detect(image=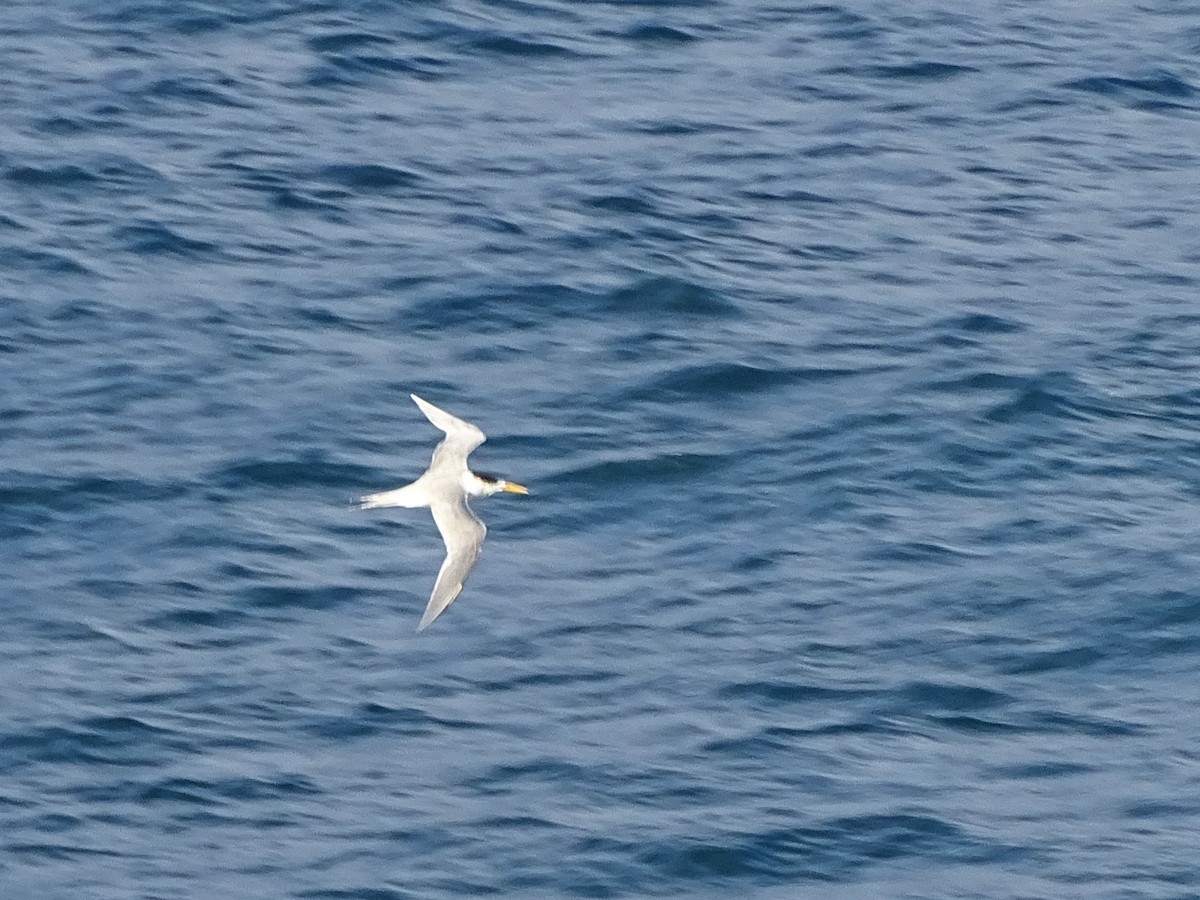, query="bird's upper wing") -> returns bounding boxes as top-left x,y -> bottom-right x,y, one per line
411,394 -> 485,453
418,497 -> 487,630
